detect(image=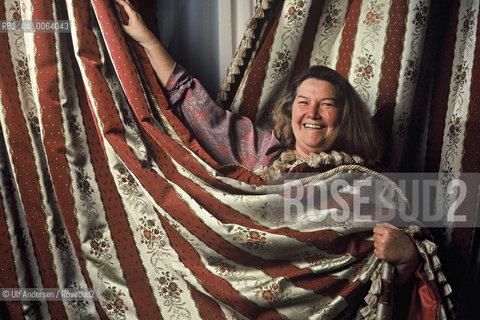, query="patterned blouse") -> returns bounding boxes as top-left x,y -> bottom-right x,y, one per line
164,64 -> 285,170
